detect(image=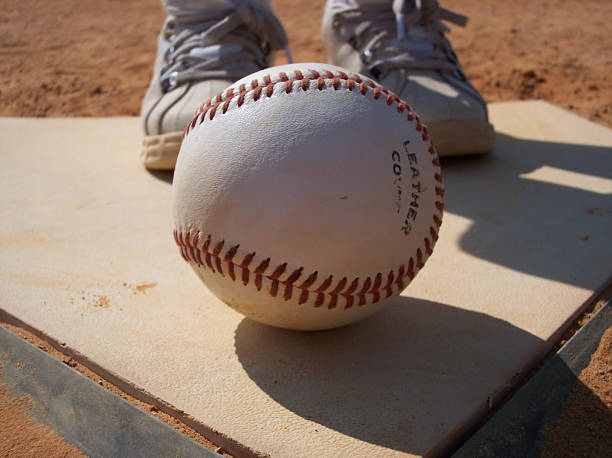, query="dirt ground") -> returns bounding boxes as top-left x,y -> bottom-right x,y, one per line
0,0 -> 611,456
0,321 -> 233,457
542,325 -> 612,458
0,365 -> 84,457
0,0 -> 611,129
